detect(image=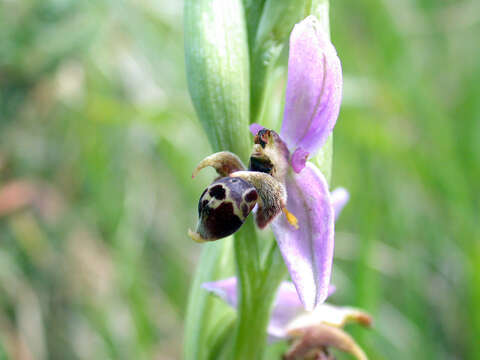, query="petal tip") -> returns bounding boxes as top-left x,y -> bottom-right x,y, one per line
201,277 -> 238,307
331,187 -> 350,220
249,123 -> 264,136
281,15 -> 343,155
